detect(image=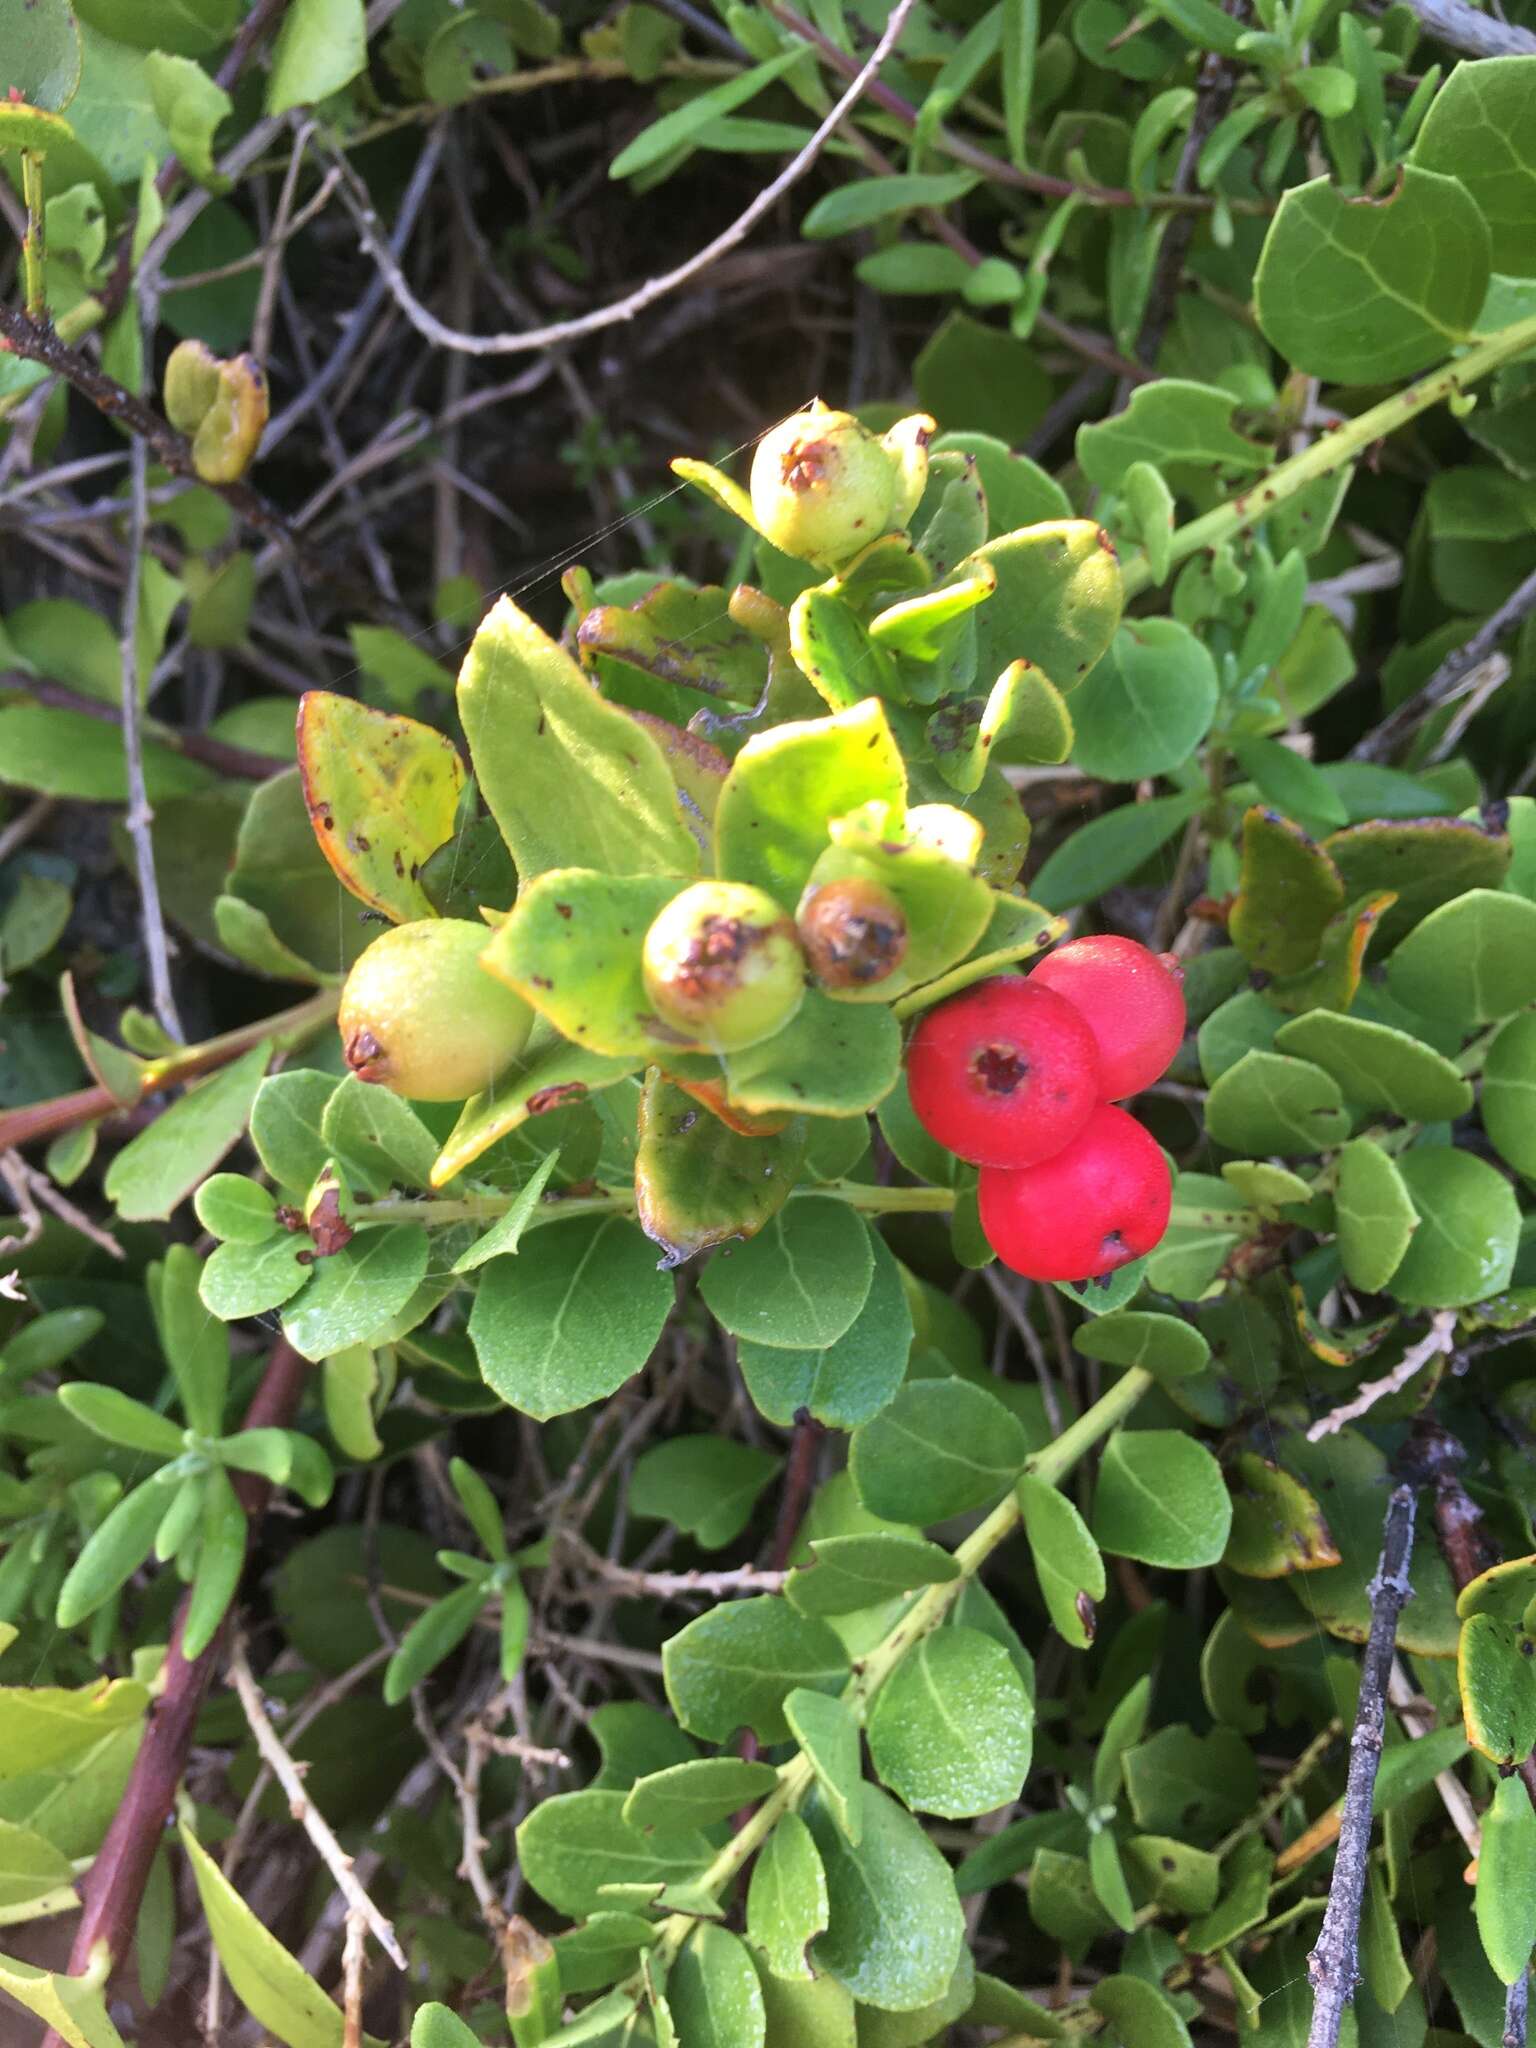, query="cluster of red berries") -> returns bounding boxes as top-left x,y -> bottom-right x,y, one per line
905,937 -> 1184,1283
